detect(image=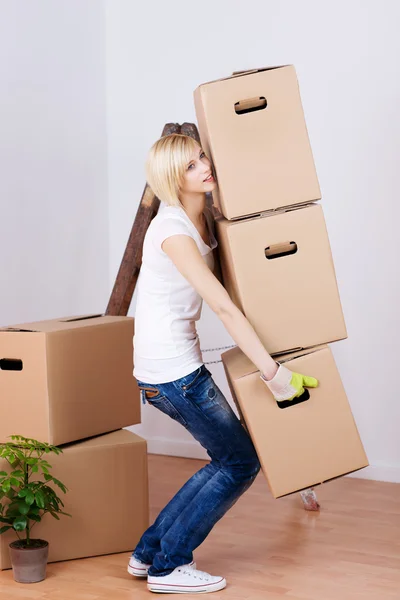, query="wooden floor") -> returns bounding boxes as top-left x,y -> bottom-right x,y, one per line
1,454 -> 400,599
